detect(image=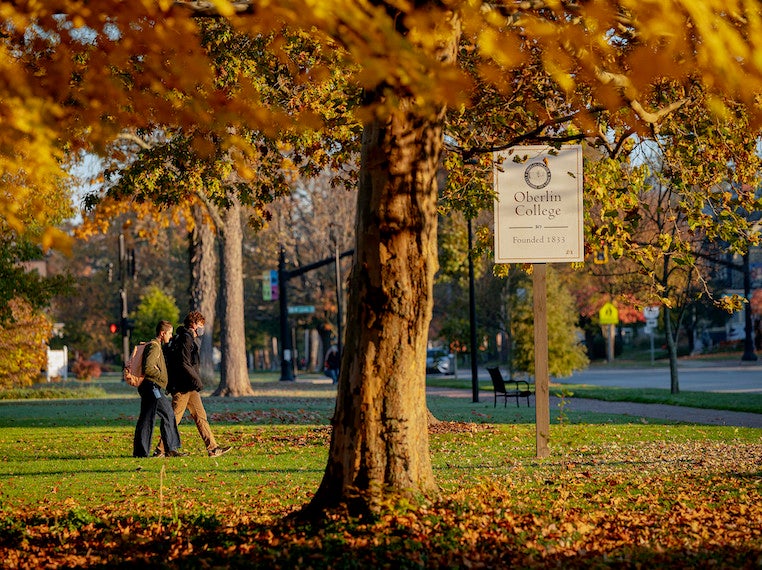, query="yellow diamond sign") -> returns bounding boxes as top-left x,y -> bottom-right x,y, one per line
599,302 -> 619,325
